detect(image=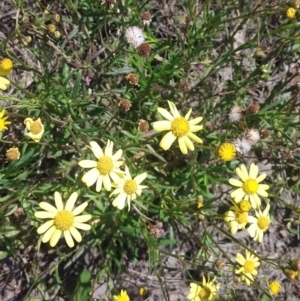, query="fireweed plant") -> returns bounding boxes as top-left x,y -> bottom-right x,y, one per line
1,0 -> 300,300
